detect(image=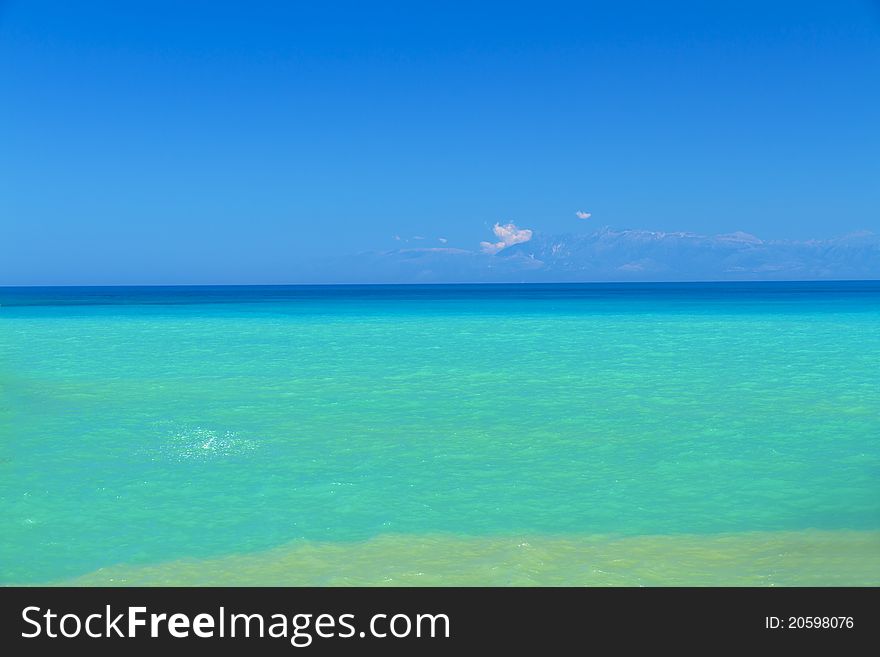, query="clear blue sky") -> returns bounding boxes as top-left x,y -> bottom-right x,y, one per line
1,0 -> 878,284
